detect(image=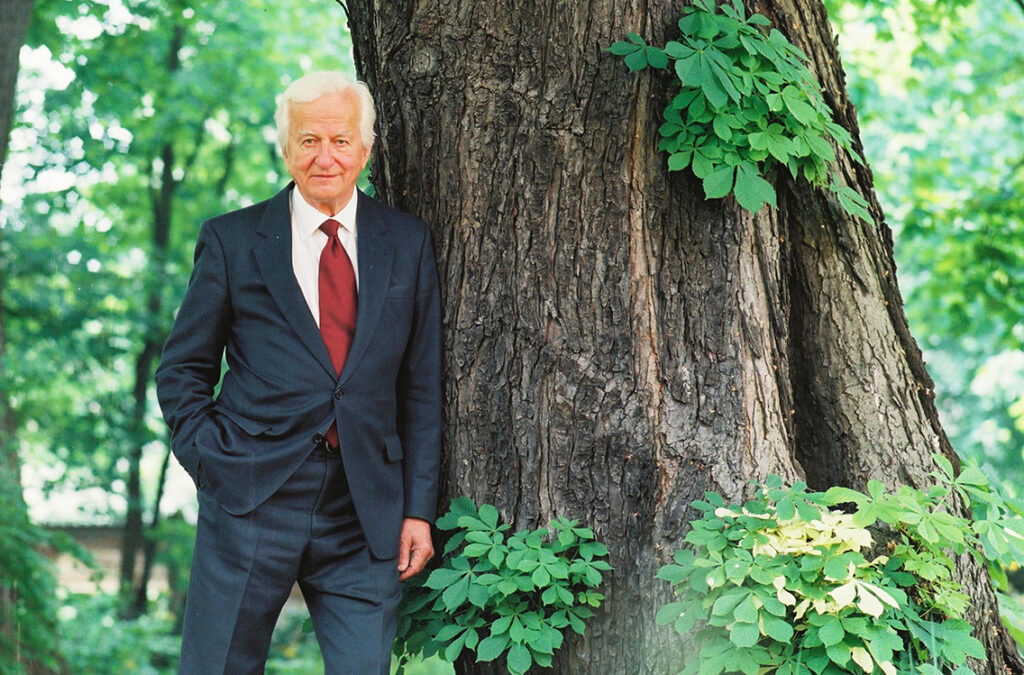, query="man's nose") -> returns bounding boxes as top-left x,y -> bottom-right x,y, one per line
315,144 -> 334,166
